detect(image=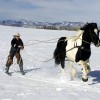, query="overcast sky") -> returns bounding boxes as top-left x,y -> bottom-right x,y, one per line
0,0 -> 100,24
